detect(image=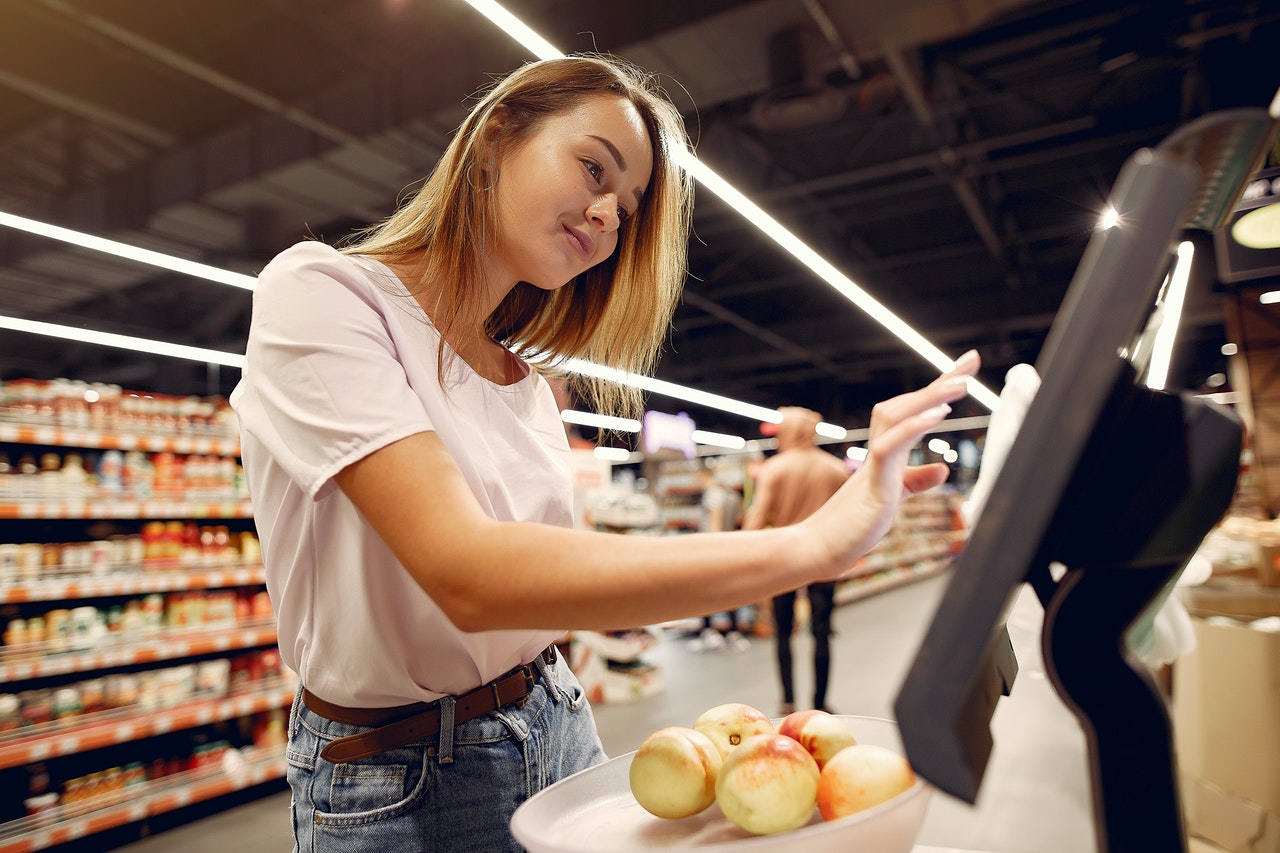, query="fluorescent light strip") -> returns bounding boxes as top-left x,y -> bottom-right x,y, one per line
558,356 -> 783,423
1145,241 -> 1194,392
691,429 -> 747,450
561,409 -> 642,432
0,314 -> 246,368
462,0 -> 1001,412
0,211 -> 257,290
